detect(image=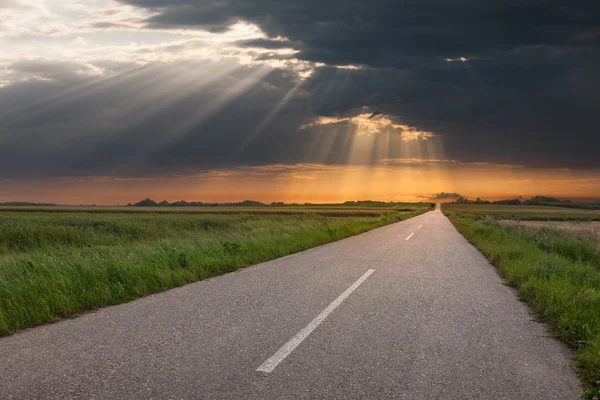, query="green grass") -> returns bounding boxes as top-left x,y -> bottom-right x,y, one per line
444,203 -> 600,221
0,203 -> 429,214
0,203 -> 432,335
443,204 -> 600,398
